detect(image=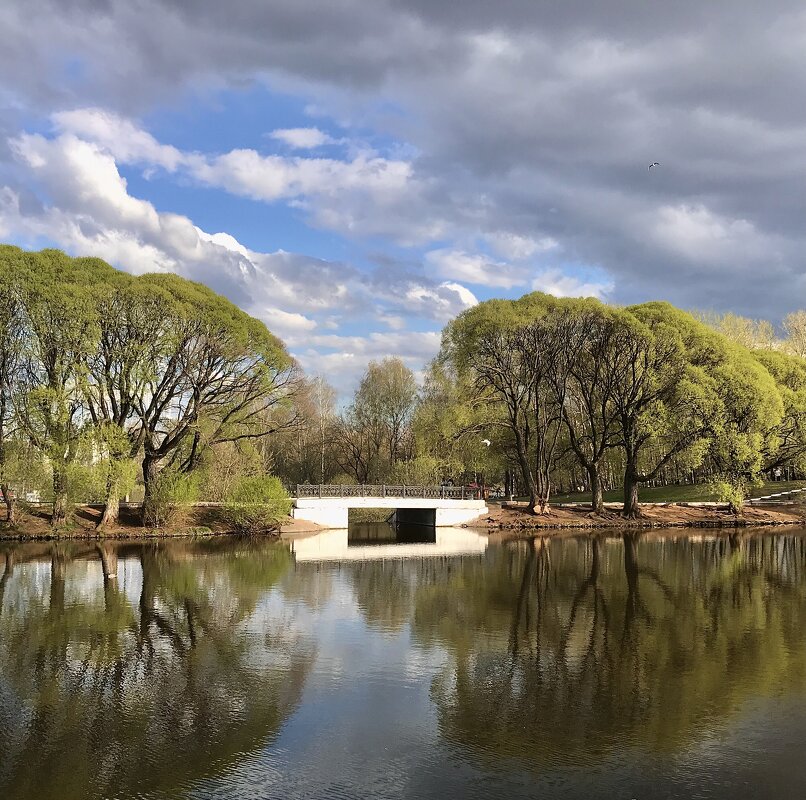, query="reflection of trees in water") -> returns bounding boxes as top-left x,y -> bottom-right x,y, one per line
348,557 -> 474,633
416,533 -> 806,769
281,563 -> 334,611
0,539 -> 313,800
349,560 -> 418,632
